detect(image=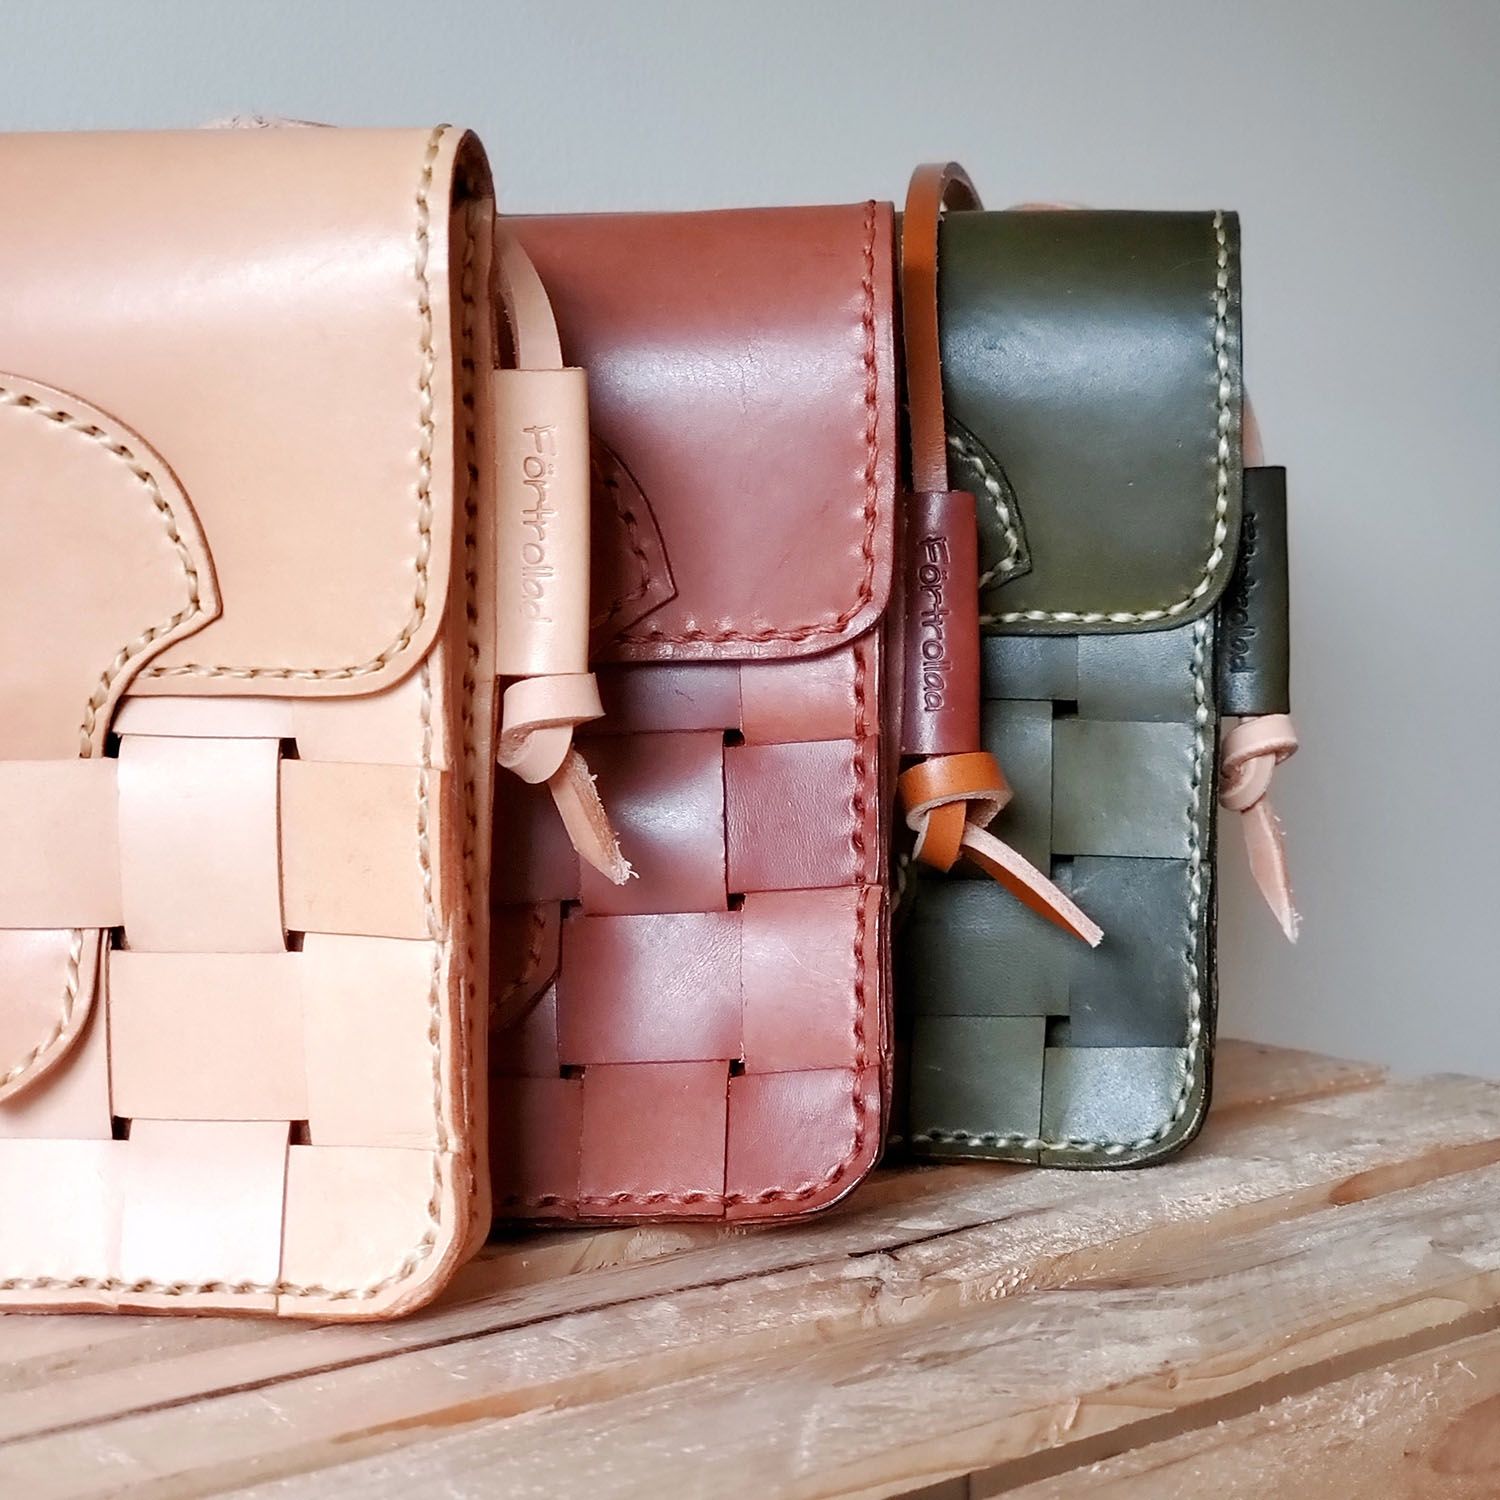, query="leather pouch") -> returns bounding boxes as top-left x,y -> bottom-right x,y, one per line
490,204 -> 898,1220
895,209 -> 1291,1166
0,127 -> 509,1316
